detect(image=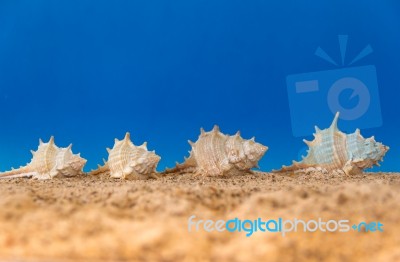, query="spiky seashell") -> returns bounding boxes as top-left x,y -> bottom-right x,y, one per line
0,137 -> 87,180
275,112 -> 389,175
89,132 -> 161,179
165,125 -> 268,176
